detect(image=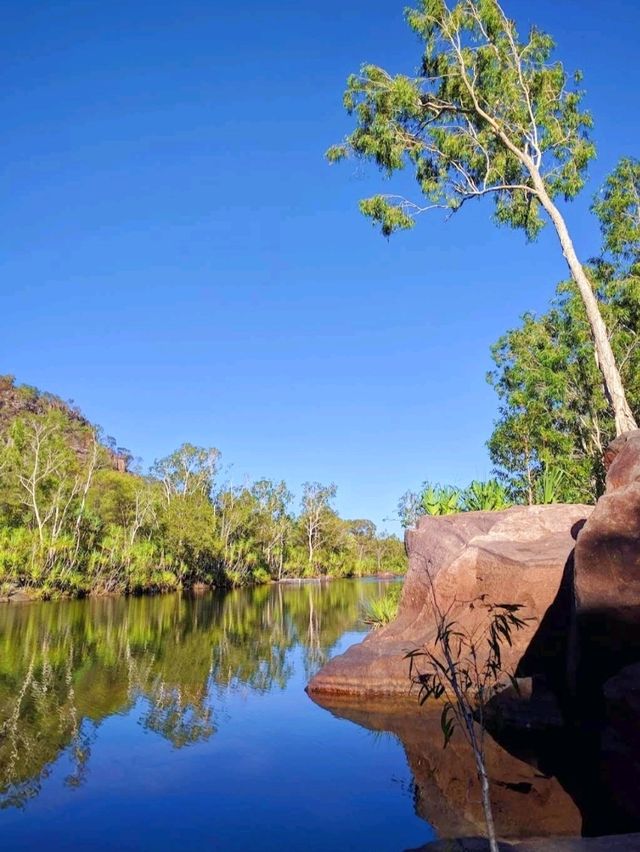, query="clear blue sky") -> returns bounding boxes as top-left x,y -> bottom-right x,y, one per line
3,0 -> 639,531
